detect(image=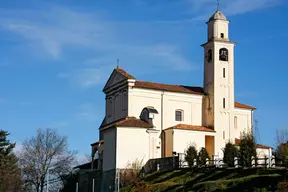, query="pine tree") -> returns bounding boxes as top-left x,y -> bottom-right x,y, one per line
0,130 -> 22,192
238,131 -> 257,167
184,145 -> 198,168
223,142 -> 238,167
197,147 -> 210,166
